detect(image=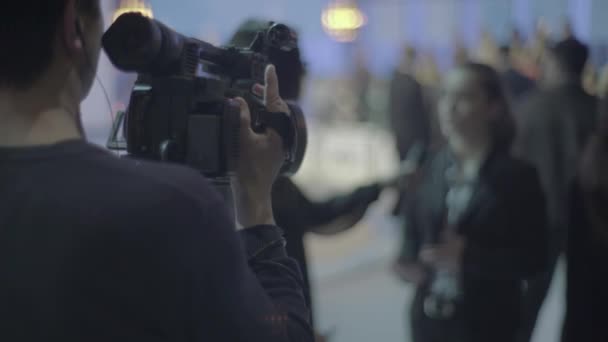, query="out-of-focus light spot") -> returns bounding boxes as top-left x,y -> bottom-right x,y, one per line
322,1 -> 367,43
